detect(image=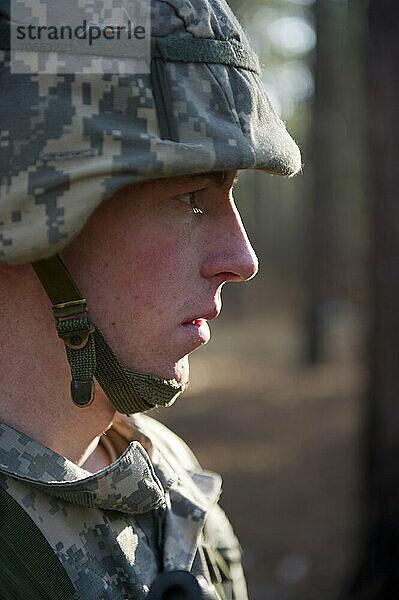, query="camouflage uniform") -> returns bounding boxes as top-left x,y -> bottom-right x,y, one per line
0,414 -> 247,599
